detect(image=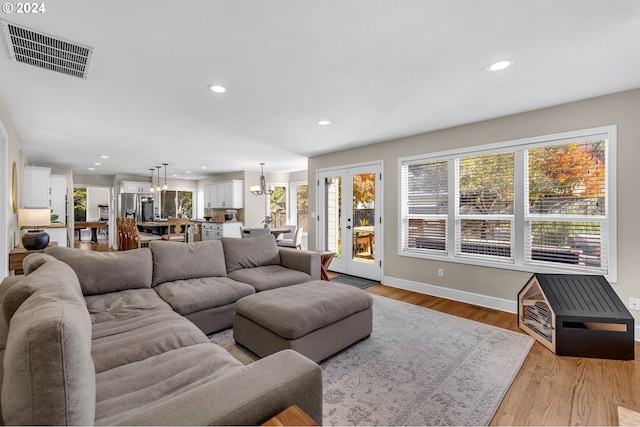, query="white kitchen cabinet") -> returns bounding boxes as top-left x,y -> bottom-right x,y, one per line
24,166 -> 50,208
201,222 -> 242,240
203,180 -> 243,209
120,181 -> 153,193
